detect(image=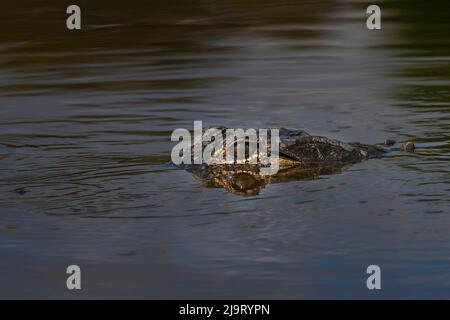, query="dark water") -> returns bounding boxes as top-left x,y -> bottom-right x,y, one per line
0,0 -> 449,299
